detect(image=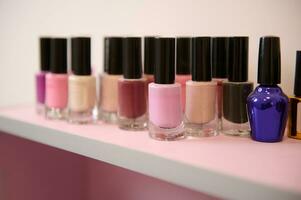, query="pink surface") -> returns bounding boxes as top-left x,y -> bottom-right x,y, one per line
0,132 -> 217,200
0,105 -> 301,194
46,73 -> 68,108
